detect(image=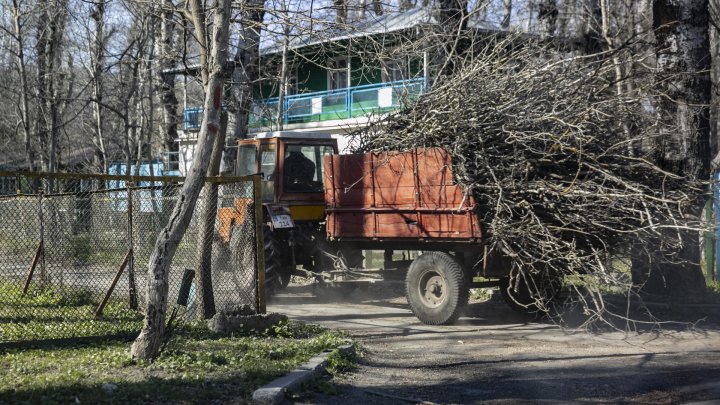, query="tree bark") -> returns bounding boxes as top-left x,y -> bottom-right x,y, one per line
633,0 -> 710,298
501,0 -> 512,28
131,0 -> 233,361
90,0 -> 107,173
223,0 -> 265,174
195,109 -> 228,319
537,0 -> 558,38
11,0 -> 36,172
156,0 -> 180,172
